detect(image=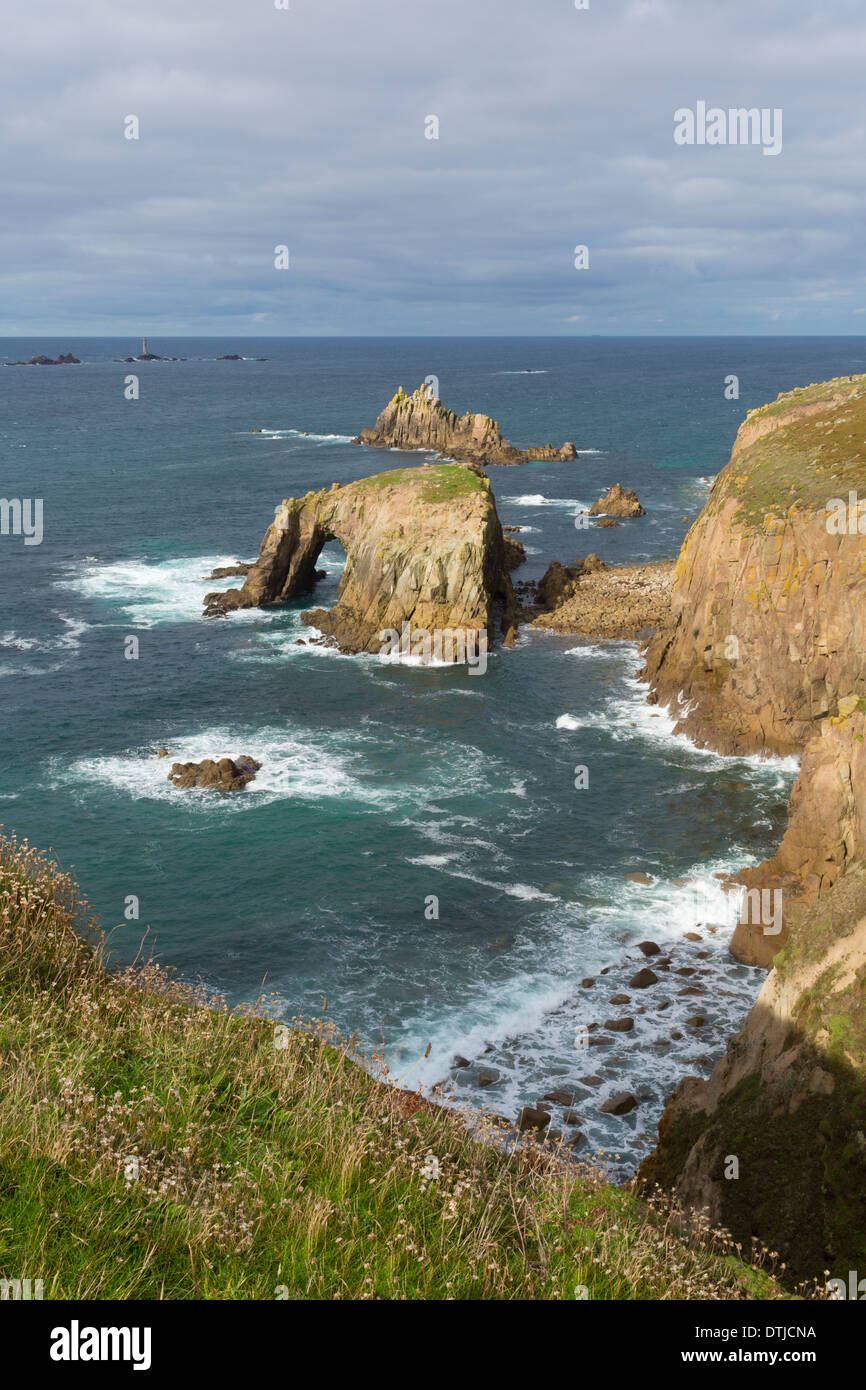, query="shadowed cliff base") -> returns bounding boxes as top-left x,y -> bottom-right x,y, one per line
352,384 -> 577,467
204,462 -> 517,654
637,867 -> 866,1289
